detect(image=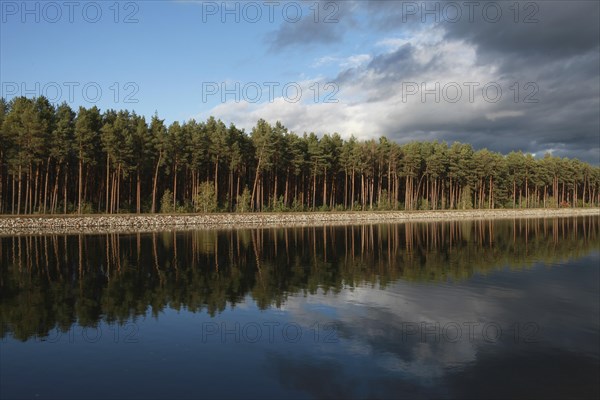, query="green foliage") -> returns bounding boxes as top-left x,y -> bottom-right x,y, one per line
75,106 -> 102,164
418,199 -> 430,211
62,201 -> 94,214
458,186 -> 473,210
271,195 -> 288,212
290,197 -> 305,212
178,203 -> 194,213
194,182 -> 218,213
236,188 -> 252,213
0,95 -> 598,215
377,190 -> 393,210
160,189 -> 174,213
